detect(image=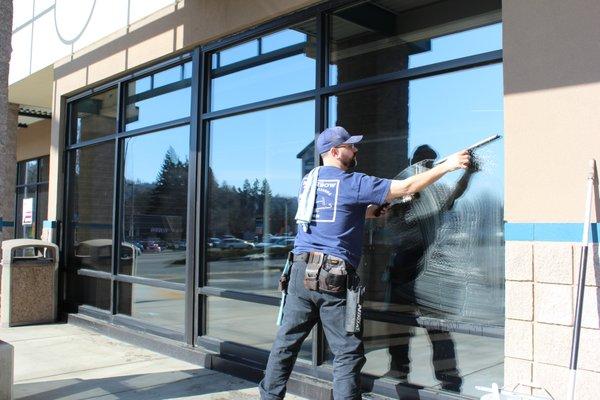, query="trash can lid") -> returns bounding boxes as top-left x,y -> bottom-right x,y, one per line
1,238 -> 58,251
